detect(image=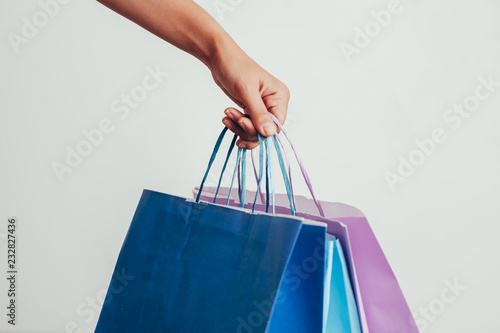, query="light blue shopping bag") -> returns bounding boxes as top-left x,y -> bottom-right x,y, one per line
324,235 -> 362,333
